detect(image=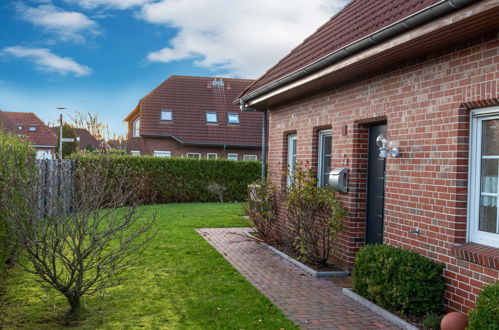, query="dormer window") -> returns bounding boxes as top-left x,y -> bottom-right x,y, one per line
161,110 -> 173,121
206,112 -> 218,123
227,113 -> 240,124
133,118 -> 140,137
28,125 -> 37,132
17,124 -> 23,130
